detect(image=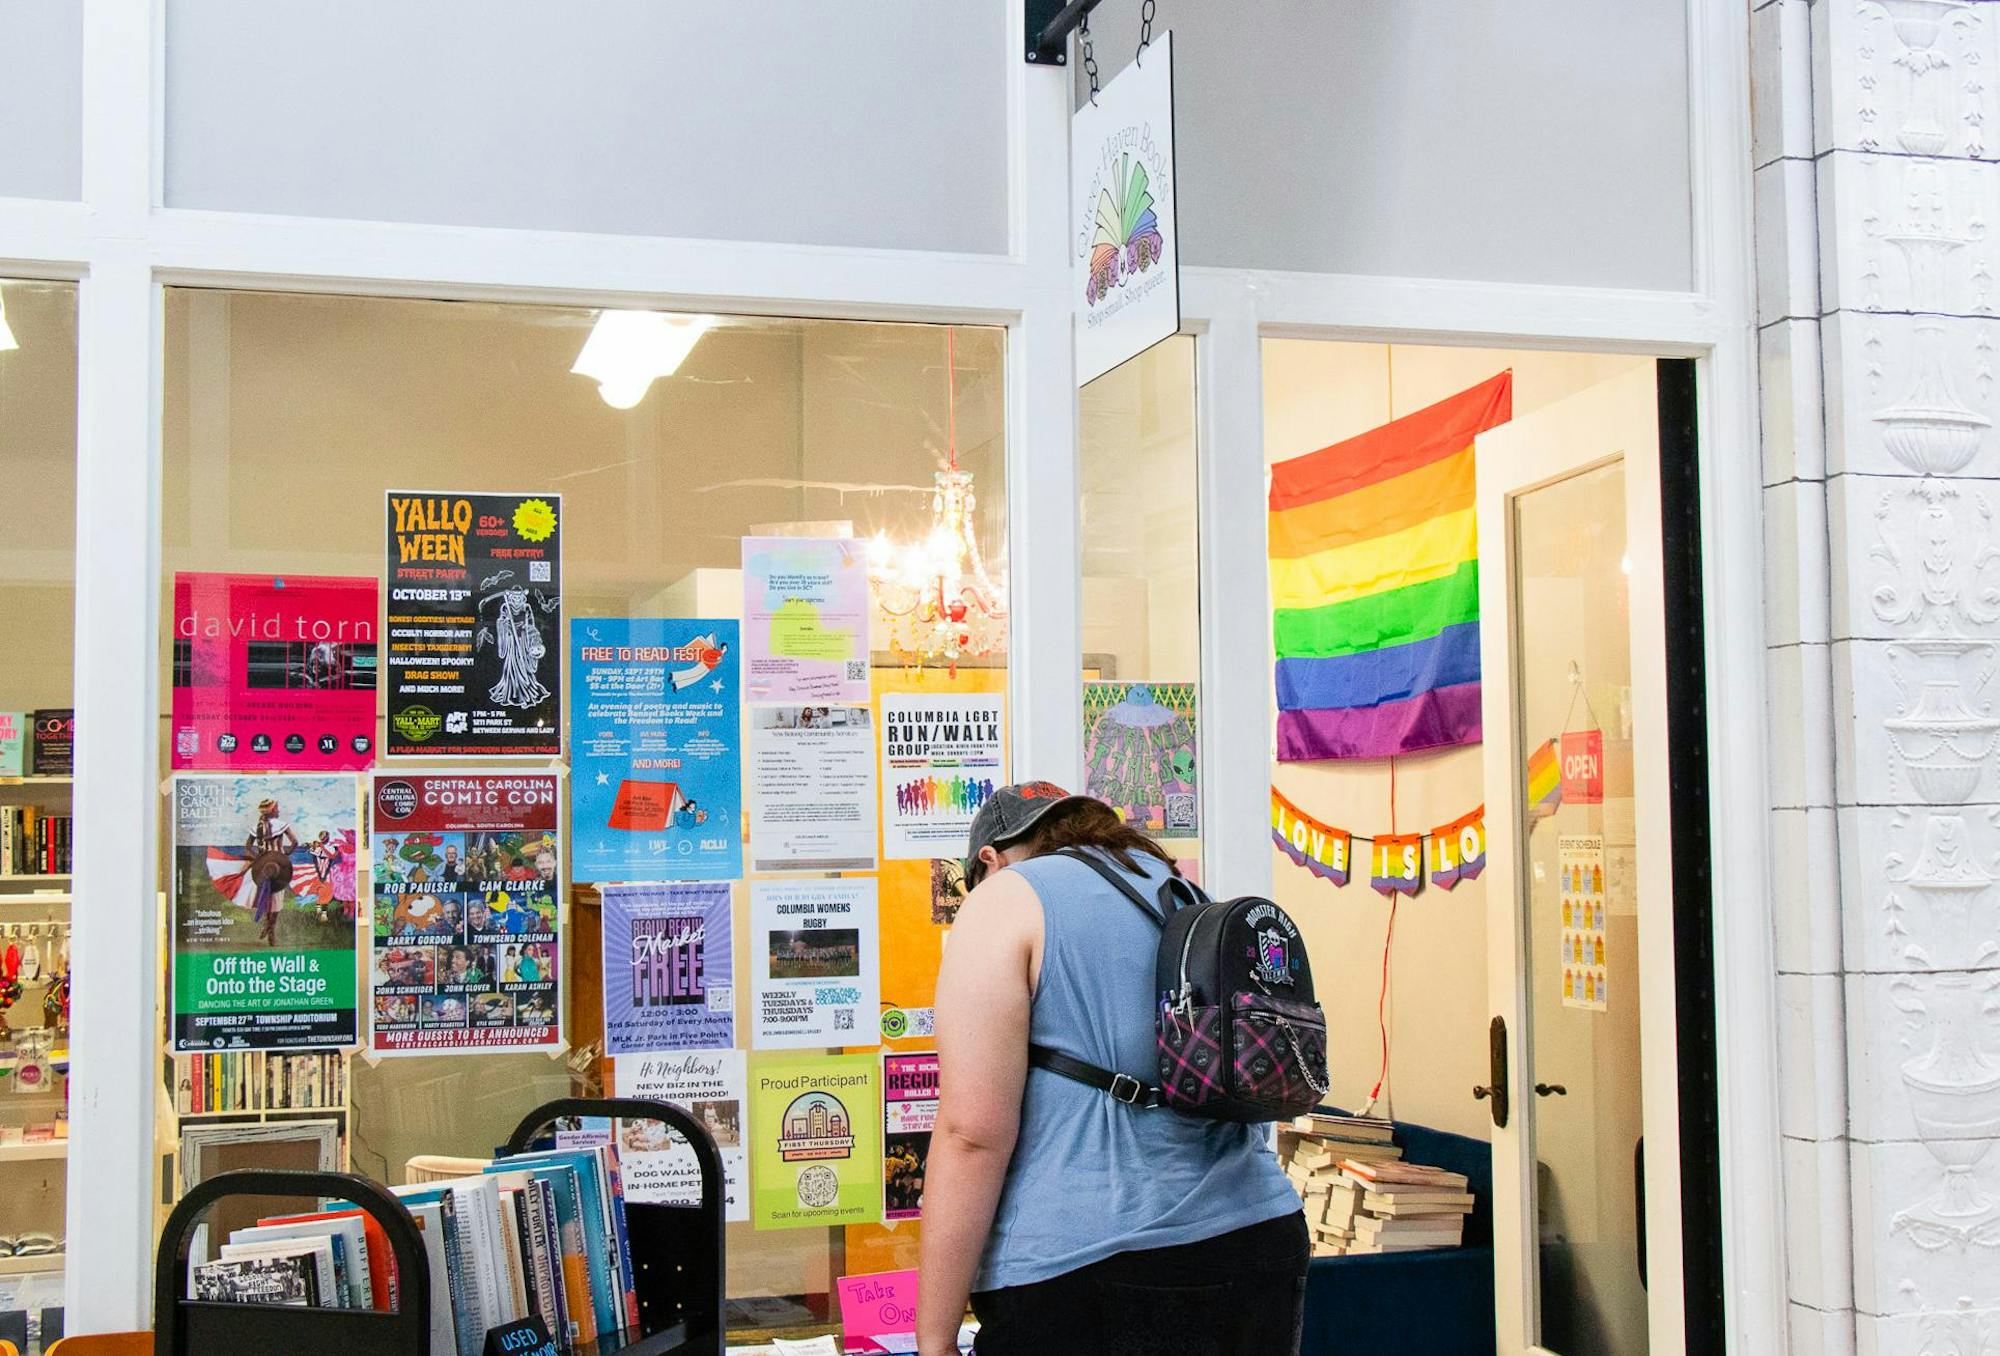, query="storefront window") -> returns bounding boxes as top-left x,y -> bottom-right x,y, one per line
159,290 -> 1006,1340
0,280 -> 80,1340
1077,336 -> 1201,875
